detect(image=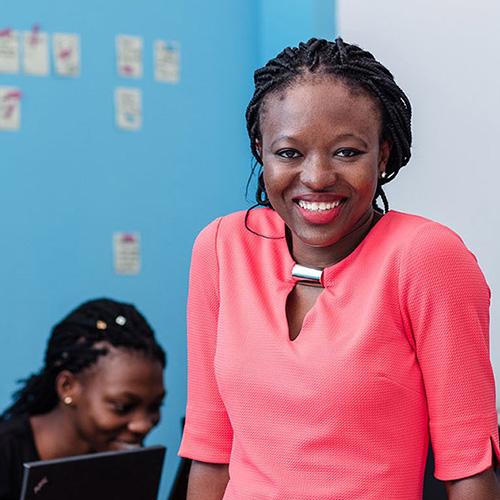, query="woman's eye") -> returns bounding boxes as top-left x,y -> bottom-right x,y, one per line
111,402 -> 133,415
148,400 -> 164,414
335,148 -> 362,158
276,149 -> 301,159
